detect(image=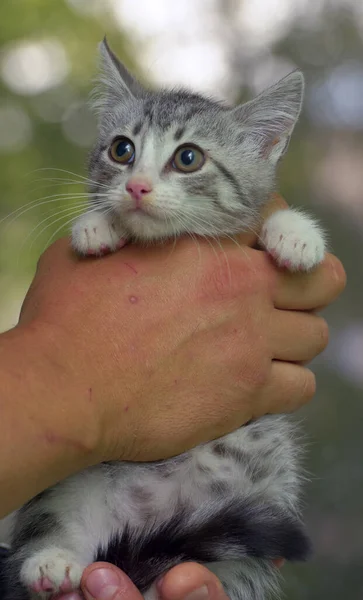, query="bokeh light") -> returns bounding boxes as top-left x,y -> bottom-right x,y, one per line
1,39 -> 69,96
0,105 -> 32,152
0,2 -> 362,598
